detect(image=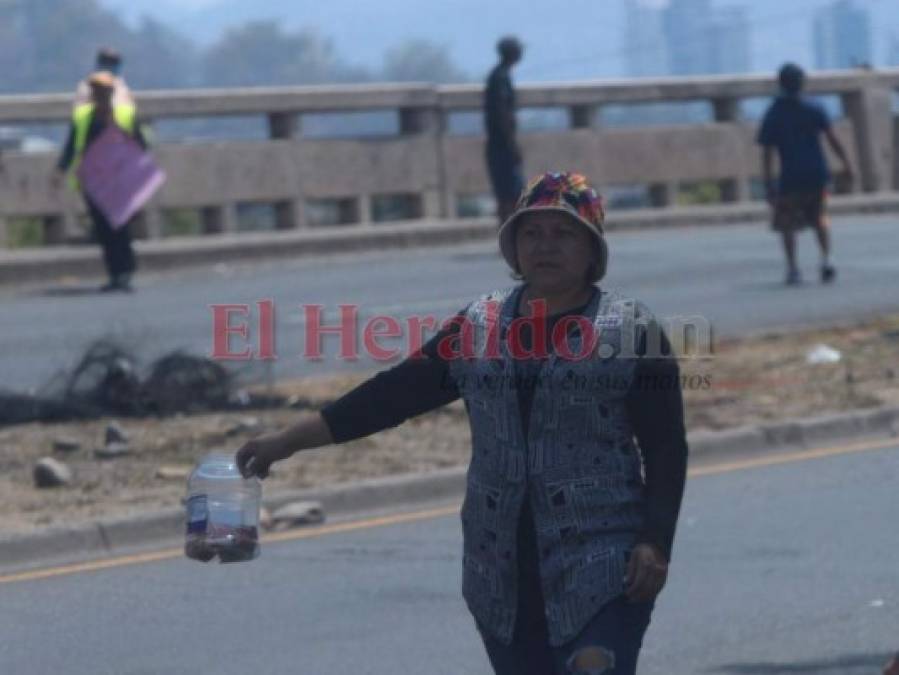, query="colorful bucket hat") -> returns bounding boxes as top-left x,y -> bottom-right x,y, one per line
498,171 -> 608,282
